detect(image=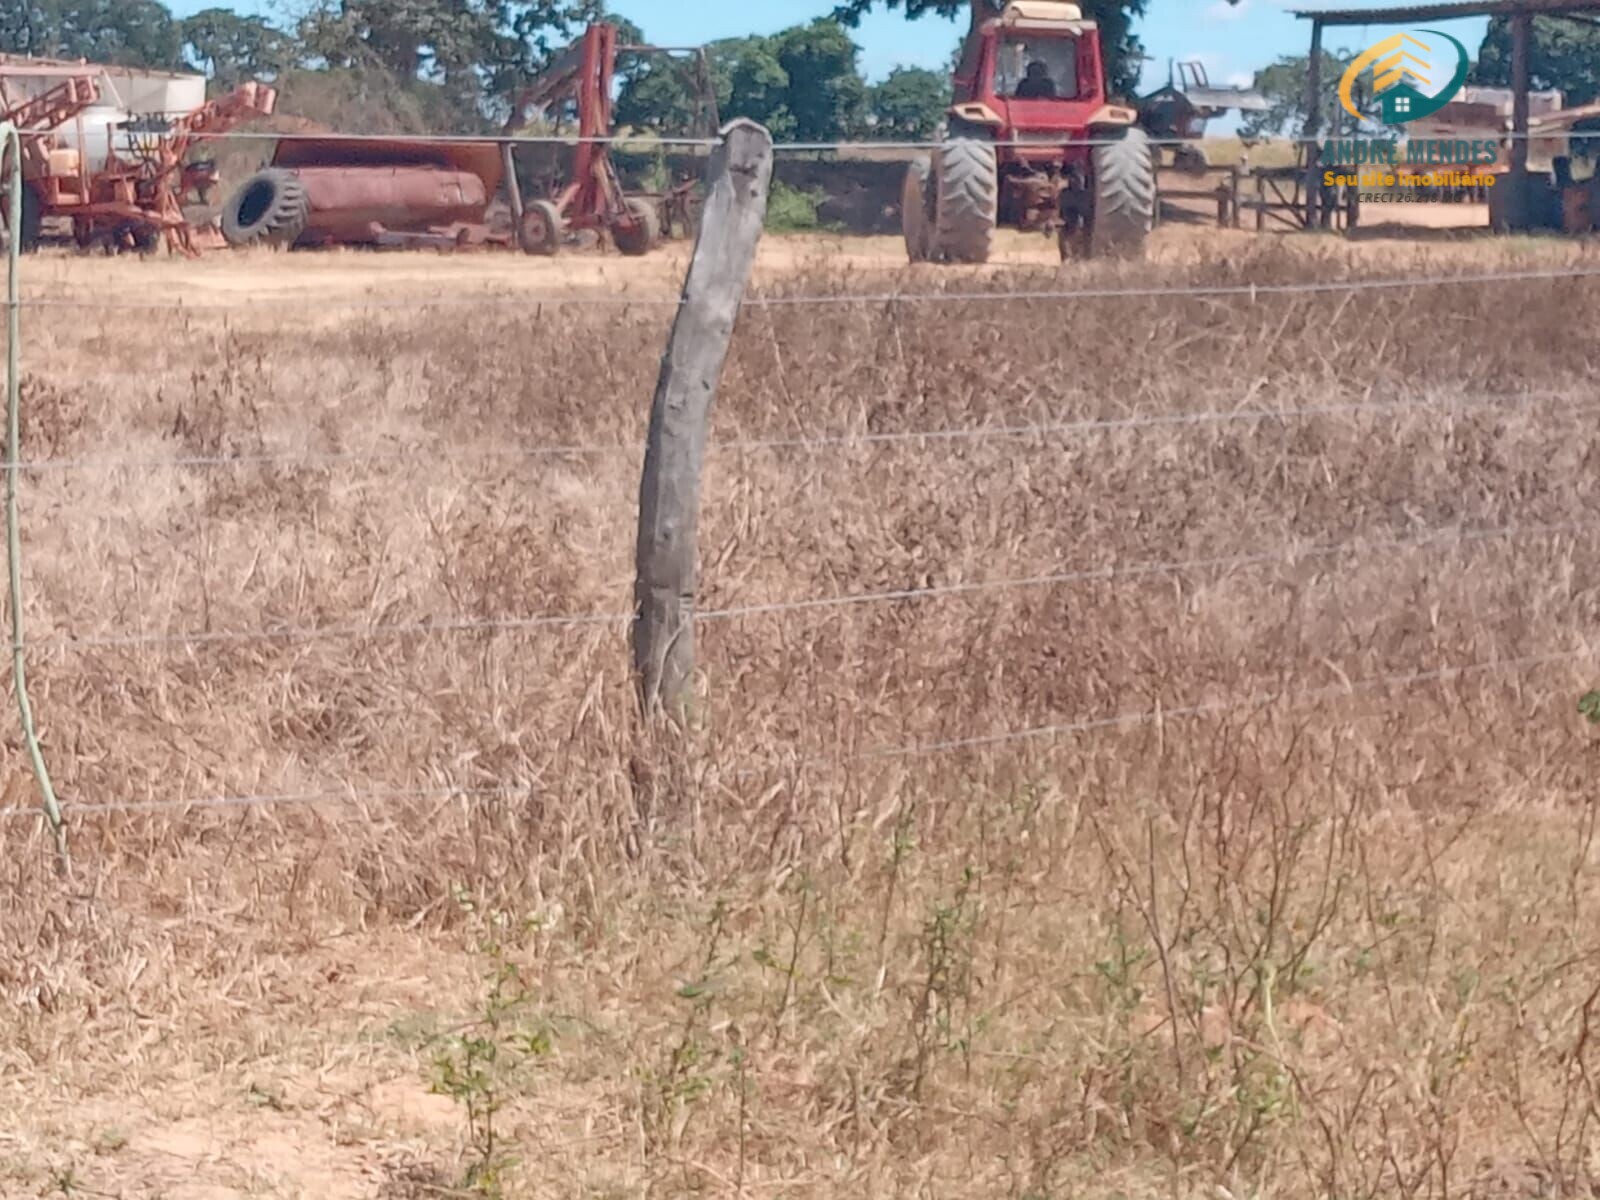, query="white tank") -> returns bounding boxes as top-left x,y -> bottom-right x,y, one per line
54,107 -> 139,175
2,62 -> 207,174
98,69 -> 206,117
